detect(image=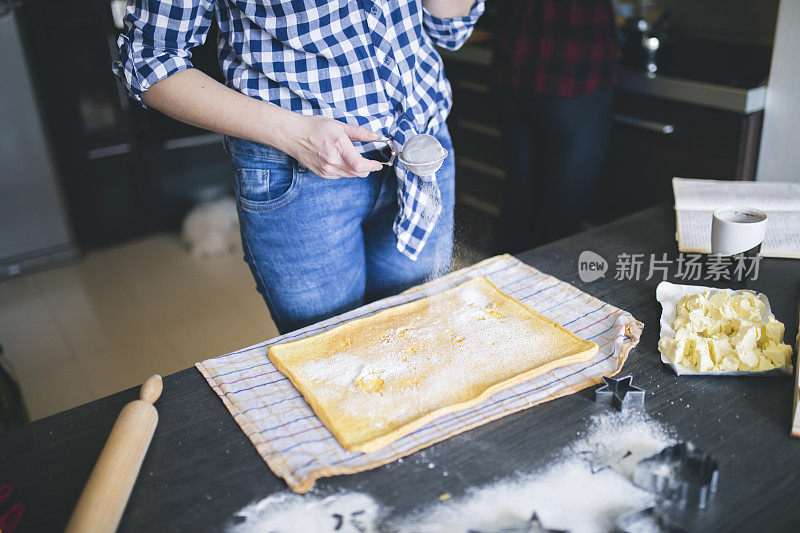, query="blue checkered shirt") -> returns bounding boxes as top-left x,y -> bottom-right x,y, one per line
115,0 -> 484,260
